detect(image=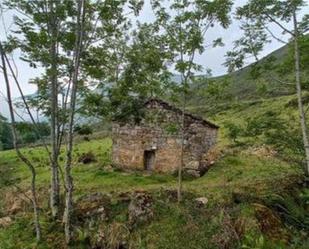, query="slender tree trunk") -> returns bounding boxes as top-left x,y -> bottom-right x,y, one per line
178,89 -> 186,202
49,1 -> 60,218
0,42 -> 41,241
63,0 -> 84,243
50,39 -> 60,218
293,12 -> 309,176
